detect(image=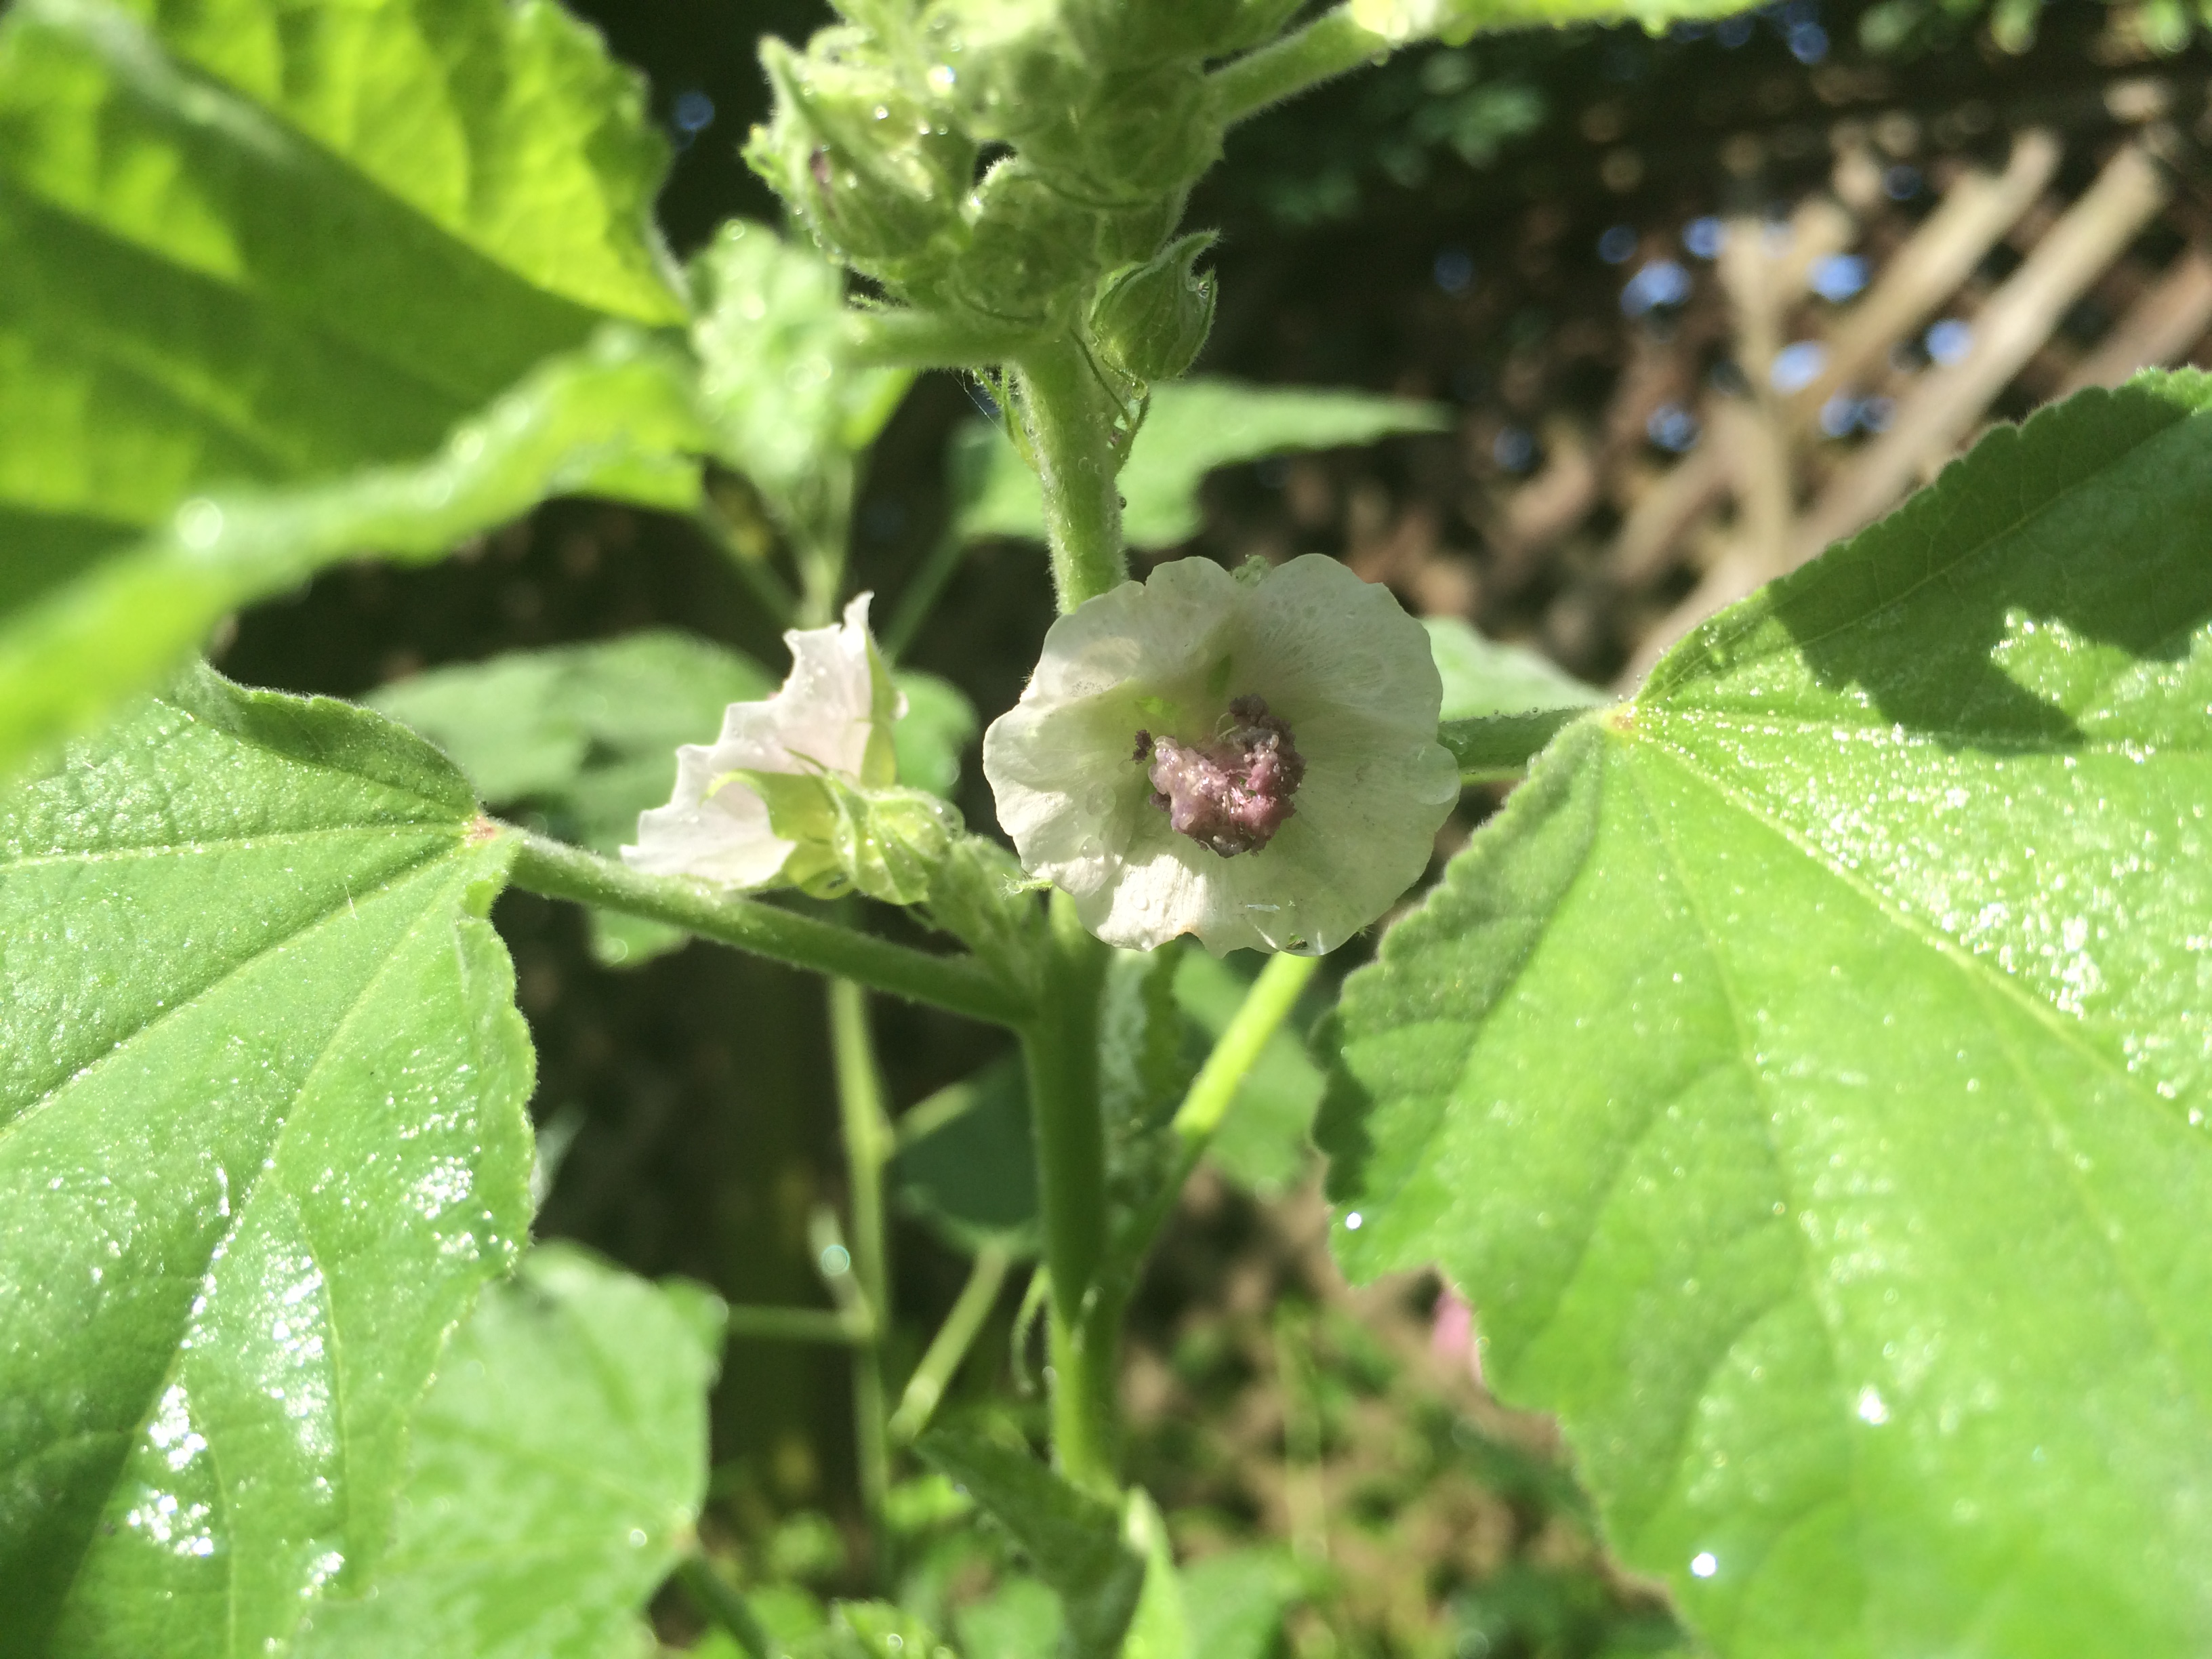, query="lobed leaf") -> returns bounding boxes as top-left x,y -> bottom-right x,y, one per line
0,0 -> 703,781
0,333 -> 708,785
954,378 -> 1449,552
0,665 -> 534,1656
1323,372 -> 2212,1656
0,0 -> 681,537
293,1243 -> 724,1659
